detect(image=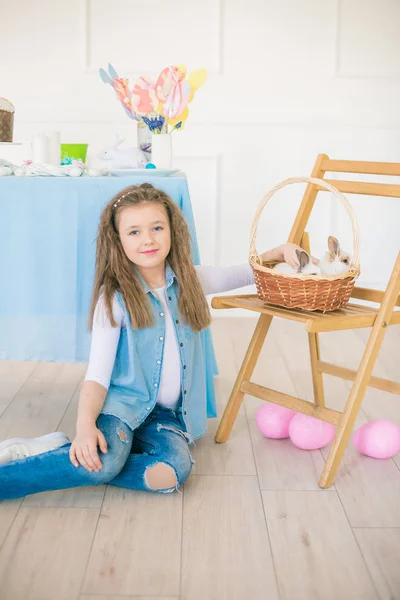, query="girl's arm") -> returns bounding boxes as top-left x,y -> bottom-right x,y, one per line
195,243 -> 307,295
76,381 -> 108,430
260,242 -> 310,267
195,263 -> 254,295
71,384 -> 109,473
70,295 -> 122,472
